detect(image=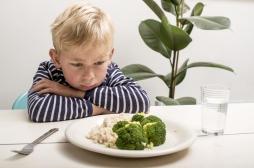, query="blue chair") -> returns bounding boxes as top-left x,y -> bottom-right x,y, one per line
12,92 -> 28,109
